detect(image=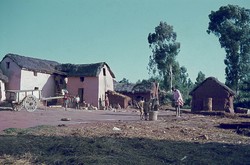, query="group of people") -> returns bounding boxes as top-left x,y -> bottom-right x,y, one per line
137,97 -> 159,120
62,87 -> 184,117
63,90 -> 80,110
62,90 -> 111,111
137,86 -> 184,119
